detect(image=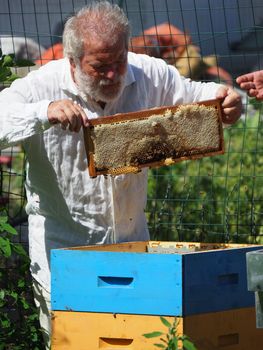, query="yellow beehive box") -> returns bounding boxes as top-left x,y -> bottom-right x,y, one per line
52,307 -> 263,350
